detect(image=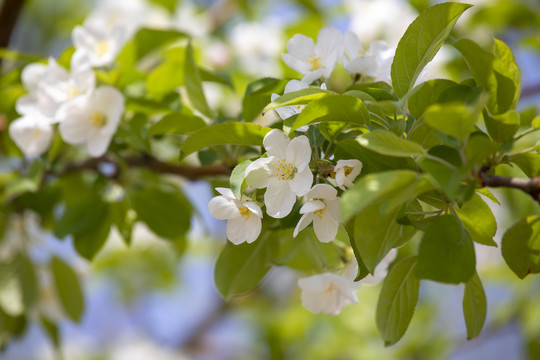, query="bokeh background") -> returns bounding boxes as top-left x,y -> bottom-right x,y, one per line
2,0 -> 540,359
